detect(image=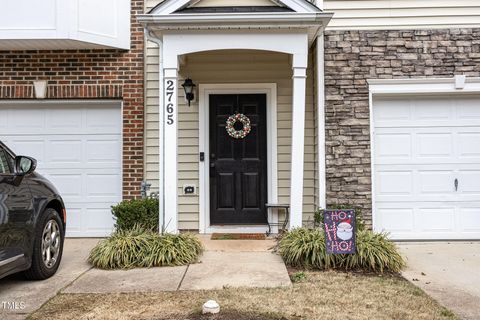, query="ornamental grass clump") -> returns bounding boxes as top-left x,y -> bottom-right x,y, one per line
278,228 -> 405,273
88,226 -> 203,269
340,230 -> 405,273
